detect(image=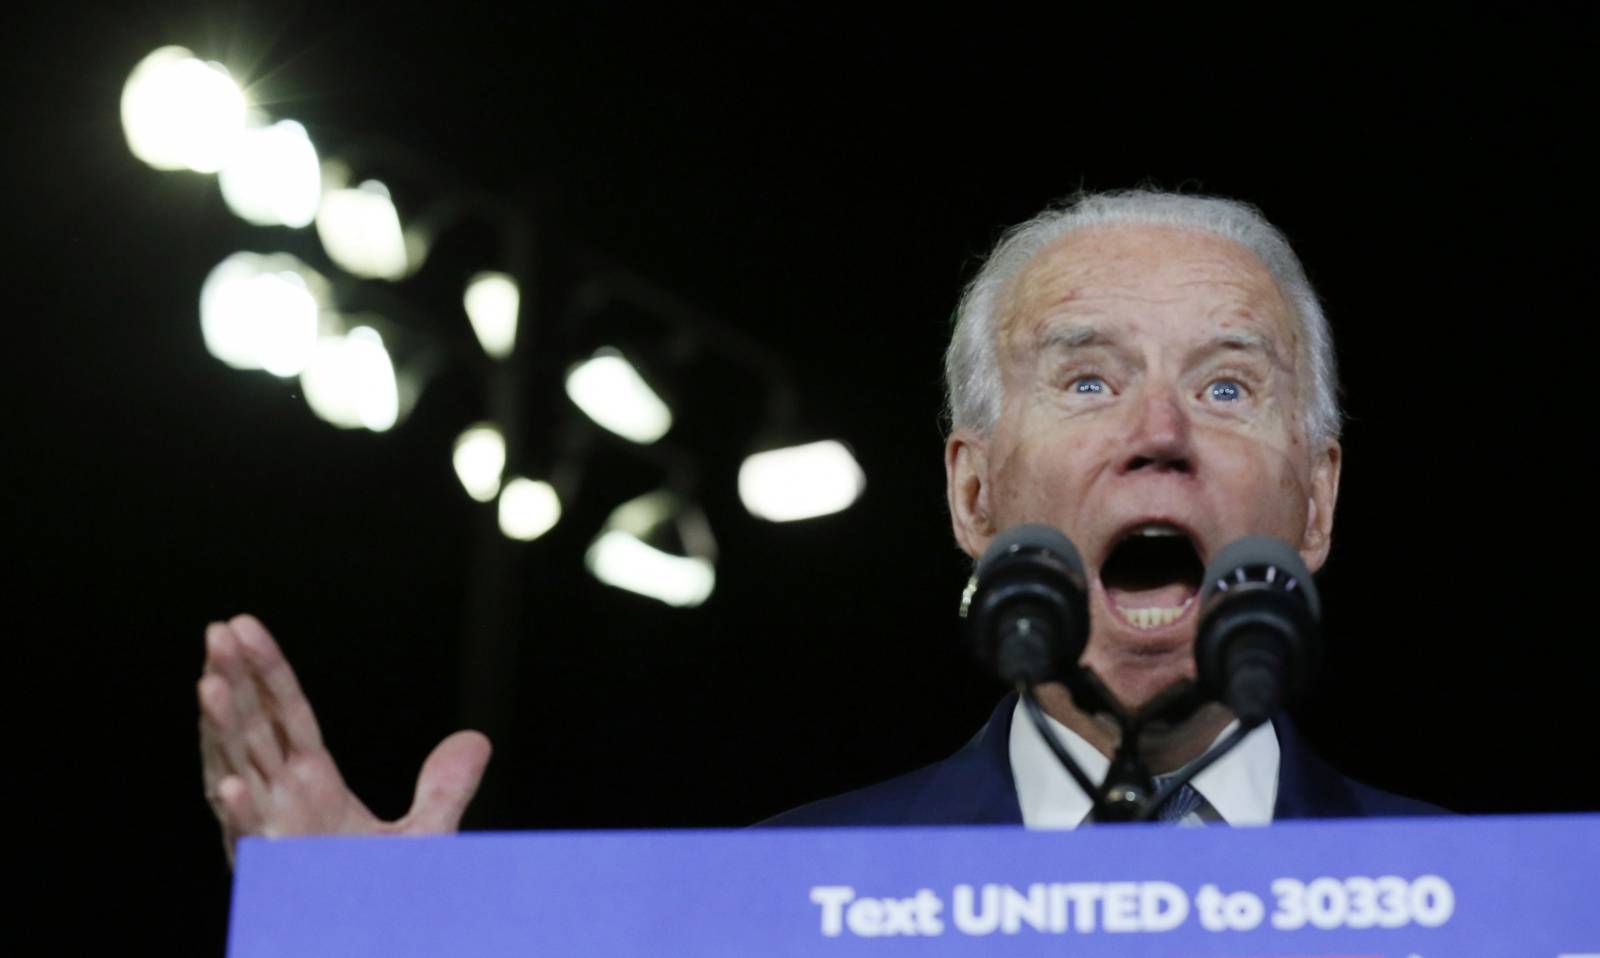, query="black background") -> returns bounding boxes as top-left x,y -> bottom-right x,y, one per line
7,4 -> 1595,953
